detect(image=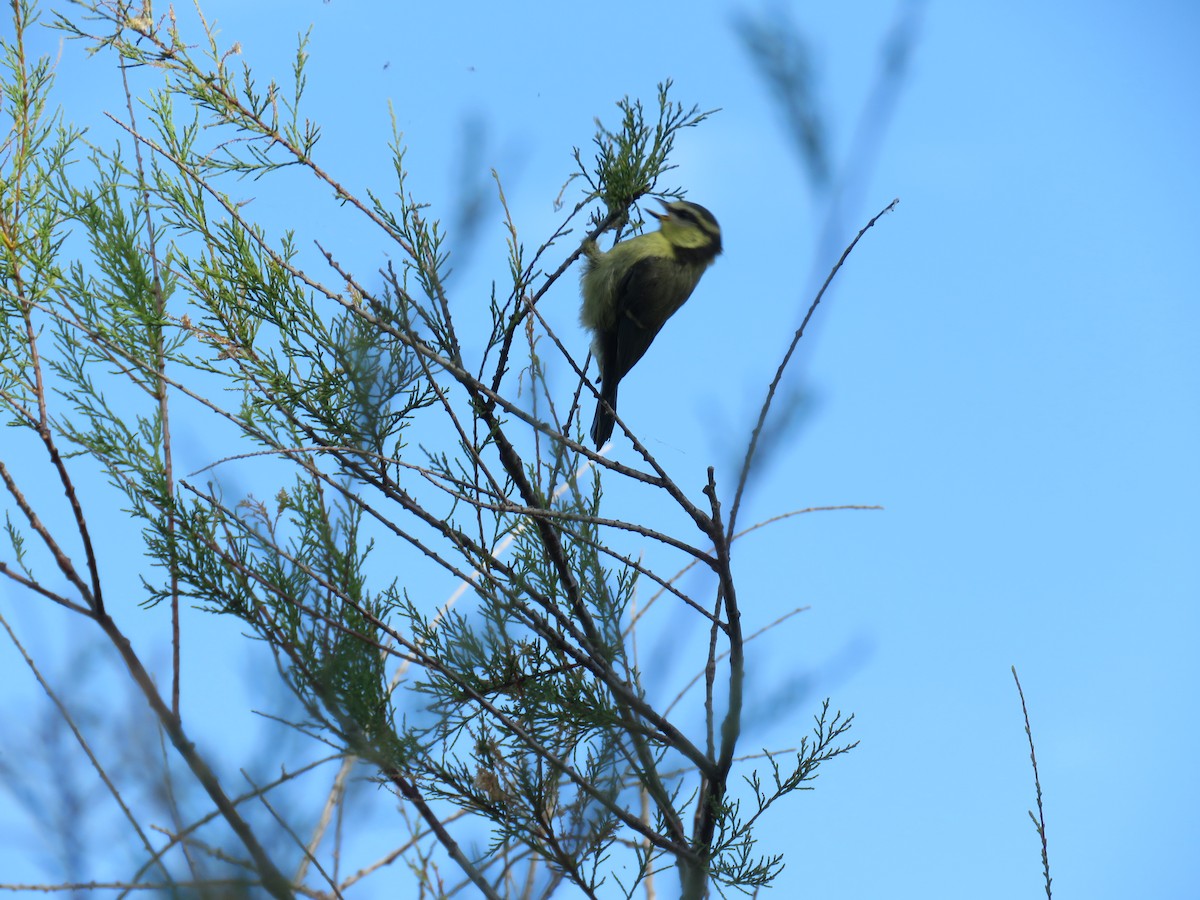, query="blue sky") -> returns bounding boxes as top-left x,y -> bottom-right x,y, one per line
2,1 -> 1198,897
